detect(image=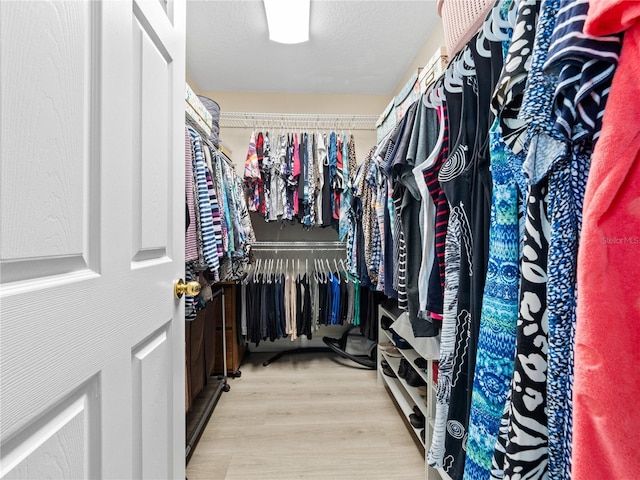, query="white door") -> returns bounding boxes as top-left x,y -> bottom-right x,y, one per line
0,1 -> 186,478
